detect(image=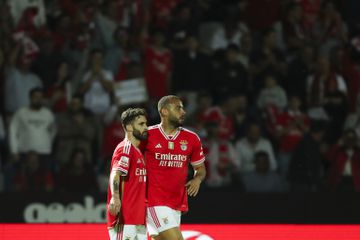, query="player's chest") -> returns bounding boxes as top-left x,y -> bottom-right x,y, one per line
148,137 -> 192,156
130,153 -> 147,181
